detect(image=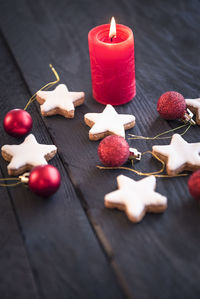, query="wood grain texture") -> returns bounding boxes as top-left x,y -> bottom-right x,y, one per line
0,172 -> 39,299
0,33 -> 124,299
0,0 -> 200,298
